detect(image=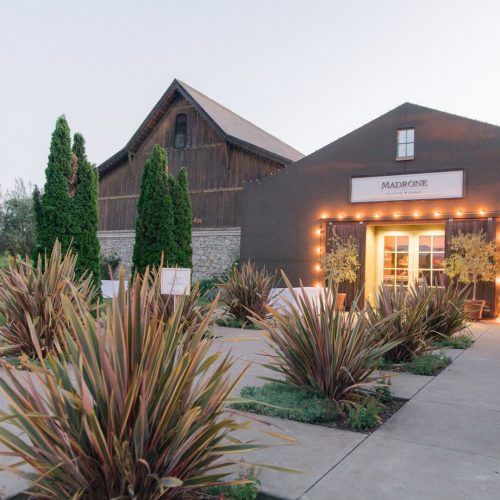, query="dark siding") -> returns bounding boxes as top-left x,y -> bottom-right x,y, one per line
99,93 -> 284,230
